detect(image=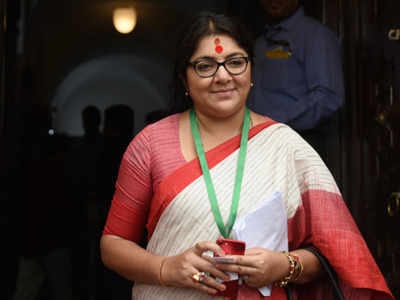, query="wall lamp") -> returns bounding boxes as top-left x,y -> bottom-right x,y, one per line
113,6 -> 137,34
